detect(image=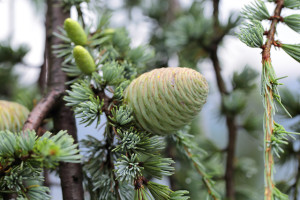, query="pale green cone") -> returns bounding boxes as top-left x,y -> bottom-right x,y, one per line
124,67 -> 209,135
64,18 -> 87,45
0,100 -> 30,132
73,45 -> 96,74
